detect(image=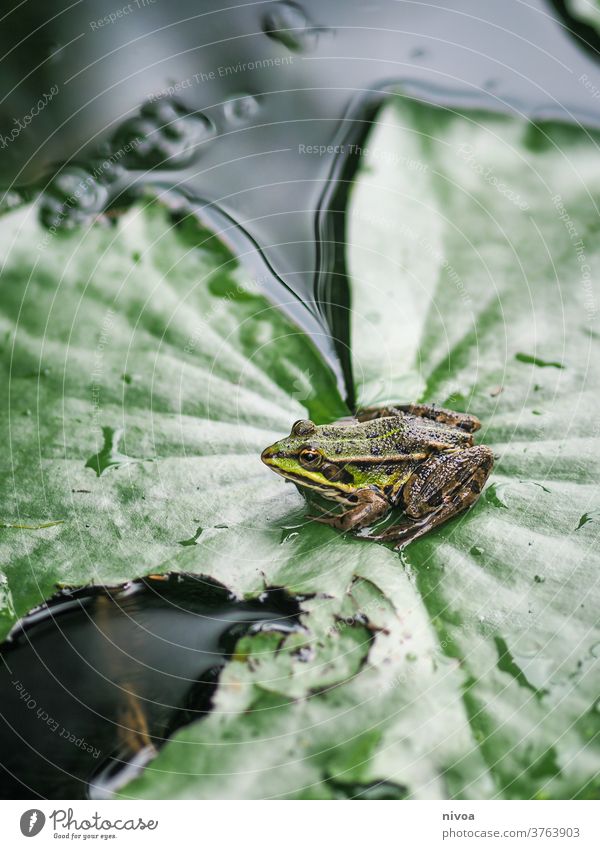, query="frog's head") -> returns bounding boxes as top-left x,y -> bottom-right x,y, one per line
261,419 -> 356,499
